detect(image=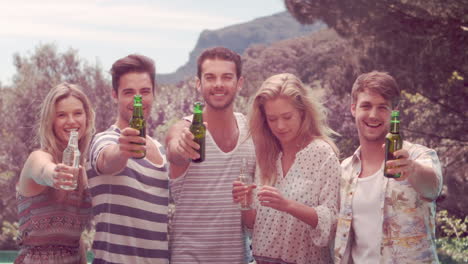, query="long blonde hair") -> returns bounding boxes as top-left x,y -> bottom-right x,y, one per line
248,73 -> 338,185
38,82 -> 95,165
